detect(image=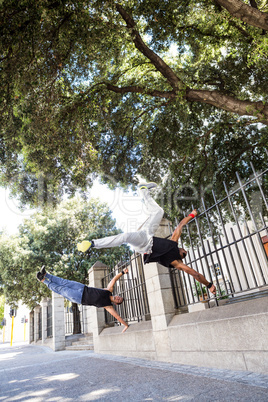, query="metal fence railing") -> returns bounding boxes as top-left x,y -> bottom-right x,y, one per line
102,252 -> 150,326
30,312 -> 34,342
47,301 -> 53,337
169,163 -> 268,308
101,159 -> 268,321
65,302 -> 84,335
38,308 -> 42,340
